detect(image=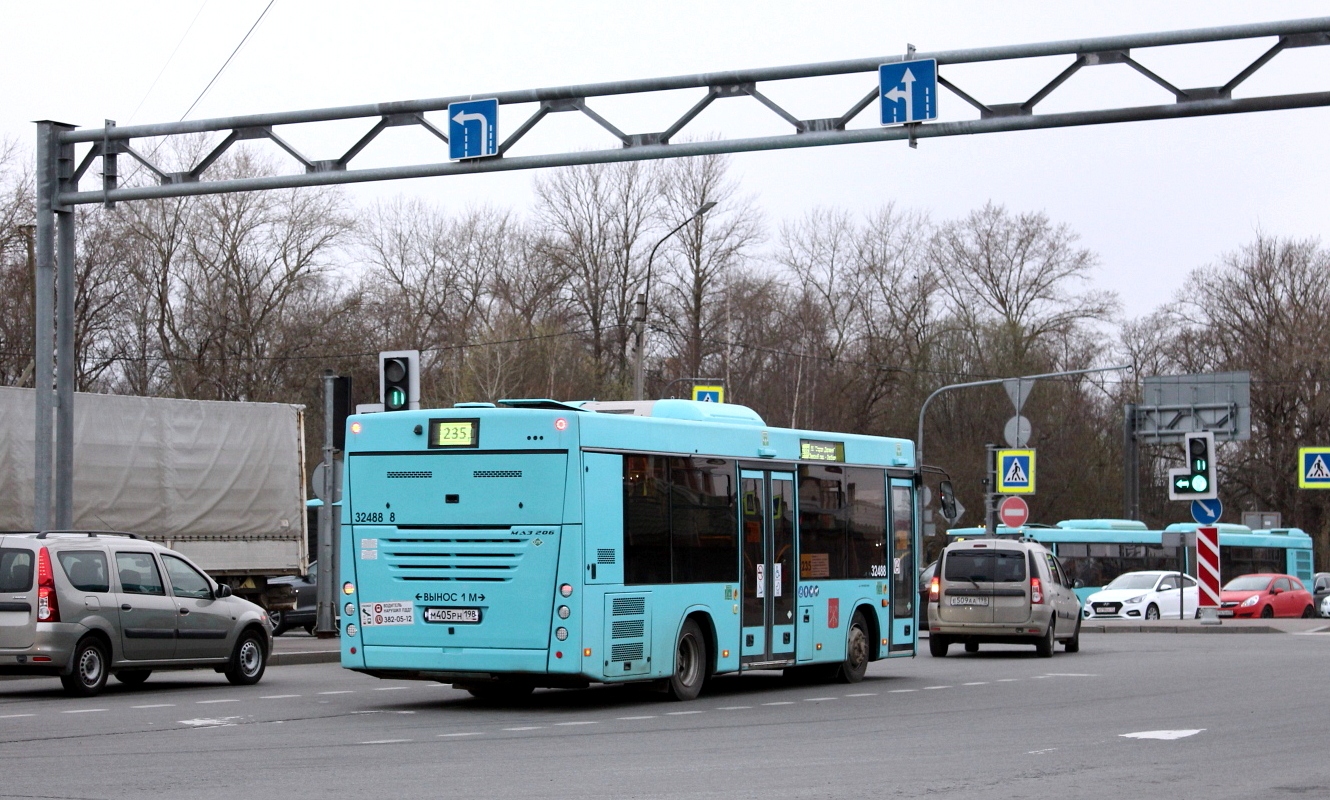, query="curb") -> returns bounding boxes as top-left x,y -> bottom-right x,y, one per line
1079,624 -> 1283,634
270,650 -> 340,667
